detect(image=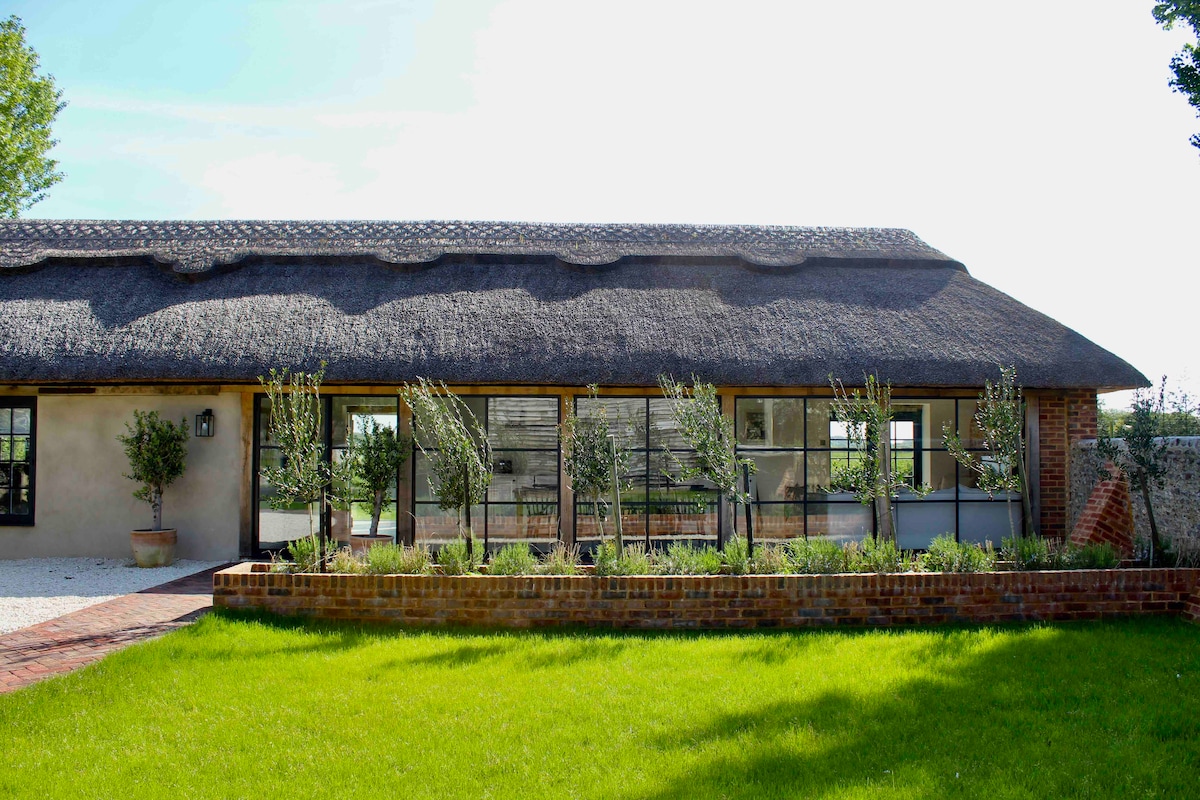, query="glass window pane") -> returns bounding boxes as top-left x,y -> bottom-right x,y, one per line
258,396 -> 320,446
332,396 -> 398,447
414,503 -> 472,545
11,436 -> 29,462
648,499 -> 717,546
737,398 -> 805,447
487,503 -> 558,548
0,437 -> 9,461
959,501 -> 1020,547
806,502 -> 871,545
0,409 -> 9,434
746,502 -> 804,541
924,451 -> 959,494
744,452 -> 805,502
11,408 -> 30,435
651,449 -> 717,494
575,503 -> 646,545
413,455 -> 436,502
13,490 -> 29,516
806,400 -> 835,448
576,396 -> 645,449
957,400 -> 989,449
648,397 -> 689,451
894,502 -> 955,550
488,398 -> 558,449
488,450 -> 558,501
